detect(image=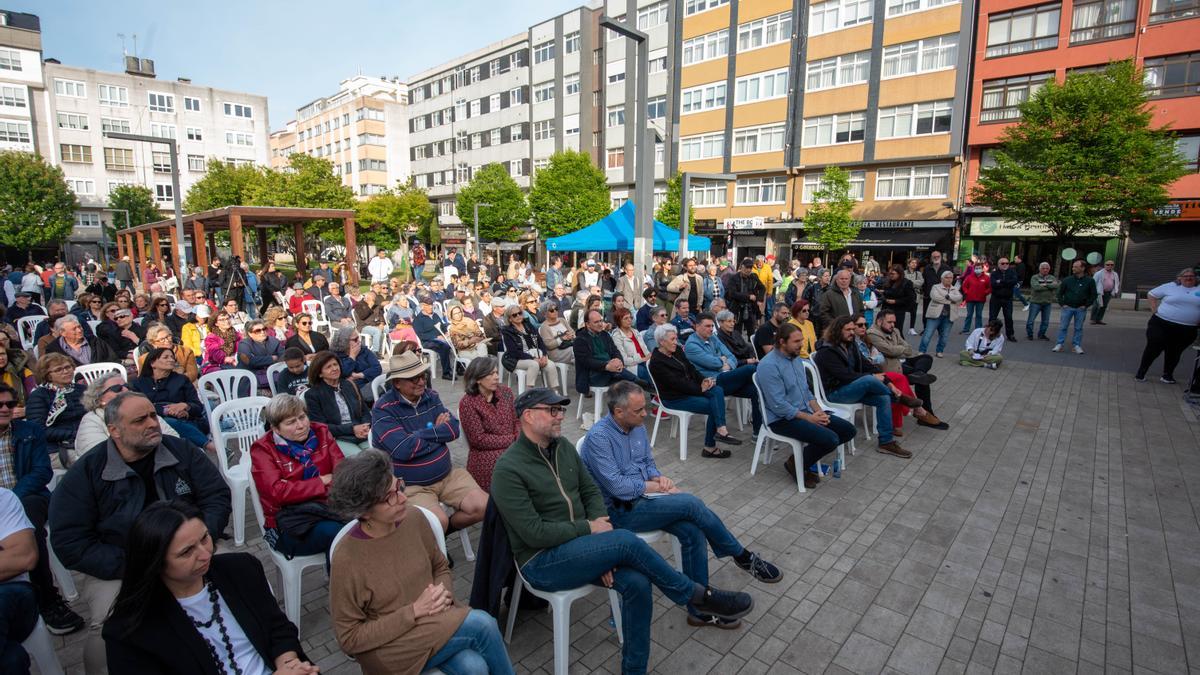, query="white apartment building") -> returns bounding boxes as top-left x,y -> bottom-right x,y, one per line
0,11 -> 44,158
528,5 -> 603,174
